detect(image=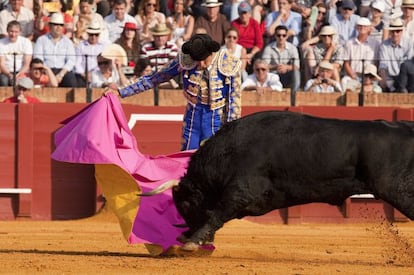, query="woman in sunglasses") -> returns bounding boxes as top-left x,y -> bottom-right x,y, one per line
135,0 -> 165,44
221,27 -> 247,80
